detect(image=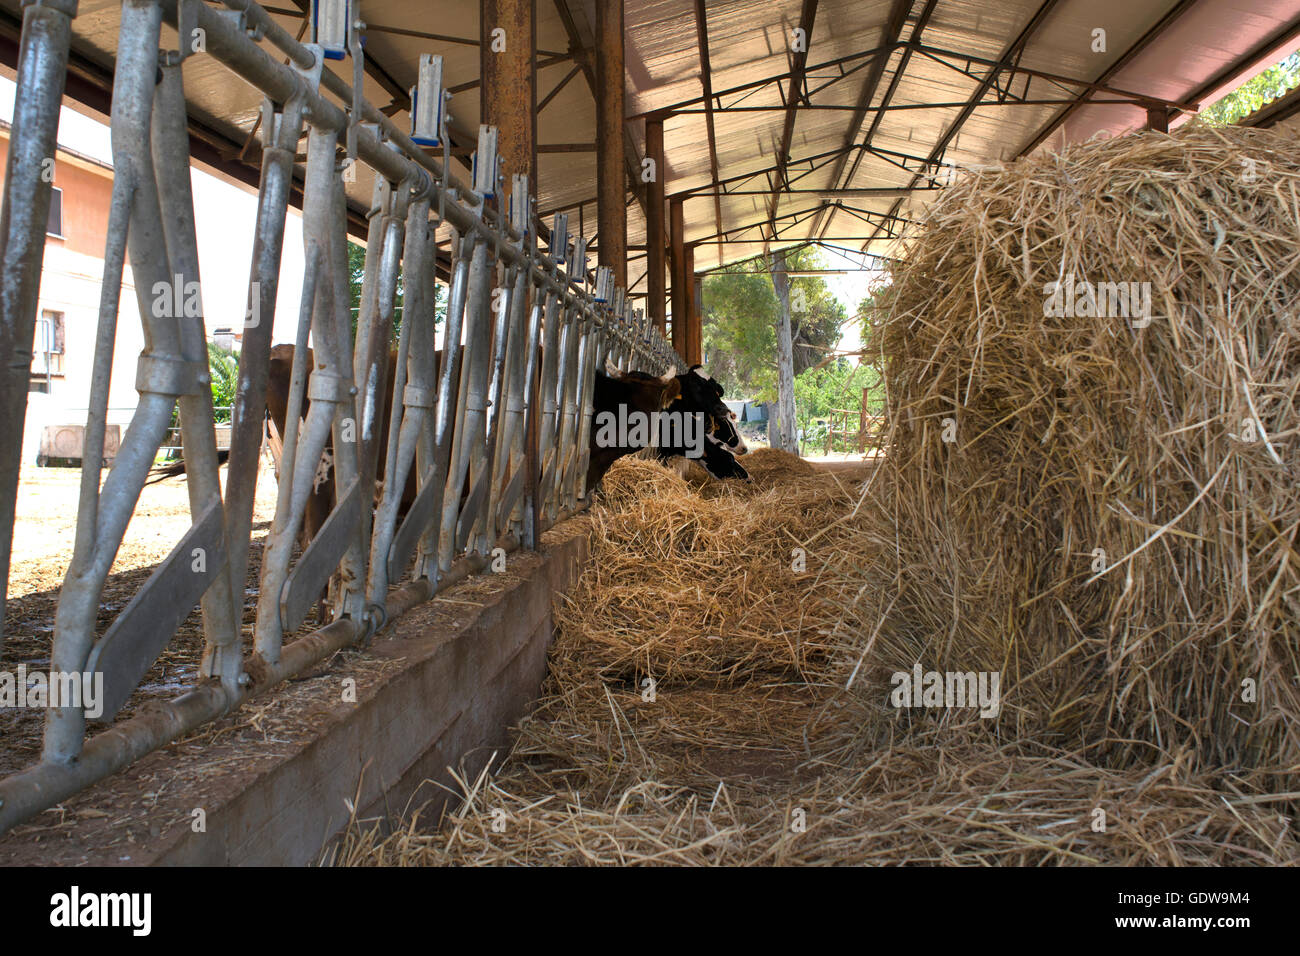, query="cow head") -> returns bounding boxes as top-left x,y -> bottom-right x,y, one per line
602,364 -> 683,412
701,433 -> 750,480
678,365 -> 748,457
